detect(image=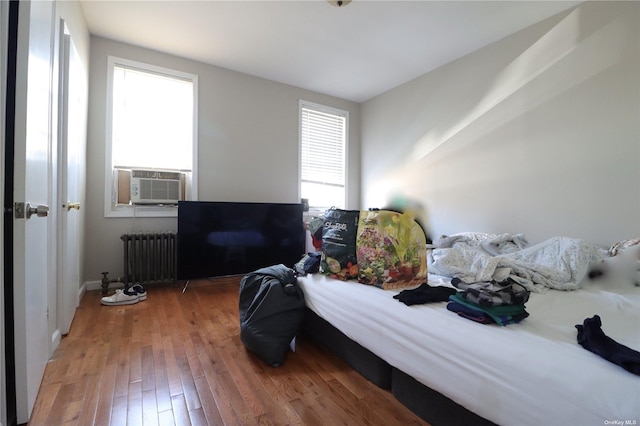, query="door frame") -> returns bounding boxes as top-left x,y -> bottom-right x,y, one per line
2,2 -> 19,425
55,18 -> 81,338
